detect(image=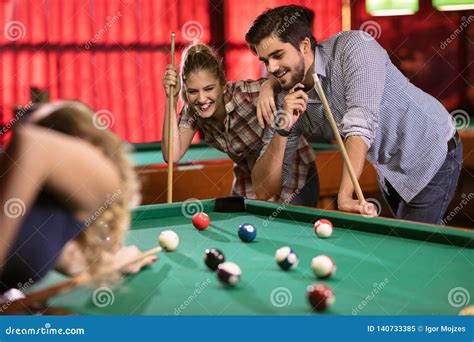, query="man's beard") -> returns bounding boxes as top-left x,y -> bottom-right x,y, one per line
280,55 -> 306,91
